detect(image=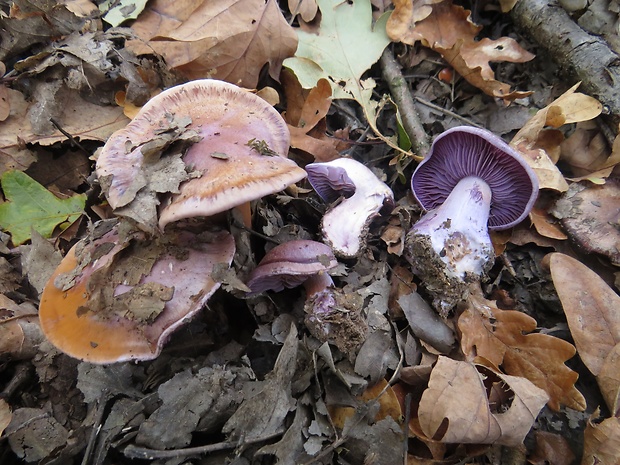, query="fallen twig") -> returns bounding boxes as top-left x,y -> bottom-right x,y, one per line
511,0 -> 620,121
